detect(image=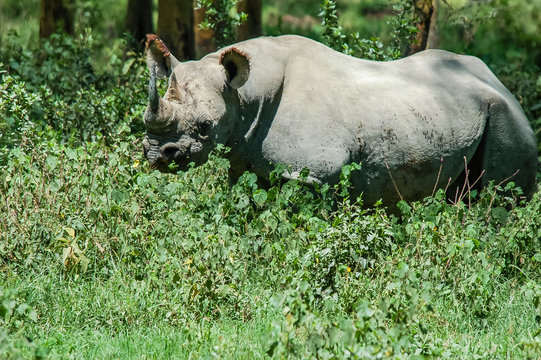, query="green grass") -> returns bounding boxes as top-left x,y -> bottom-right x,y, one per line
0,0 -> 39,47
